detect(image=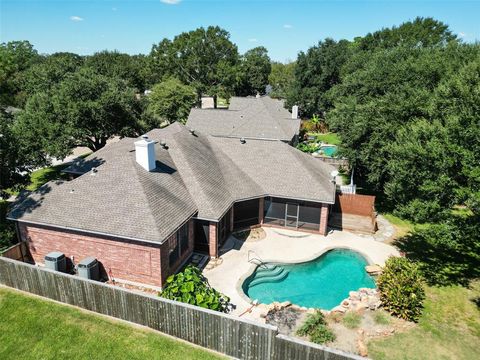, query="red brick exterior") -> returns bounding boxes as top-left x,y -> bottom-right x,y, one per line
258,198 -> 265,224
208,222 -> 218,258
18,220 -> 194,289
319,203 -> 329,235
